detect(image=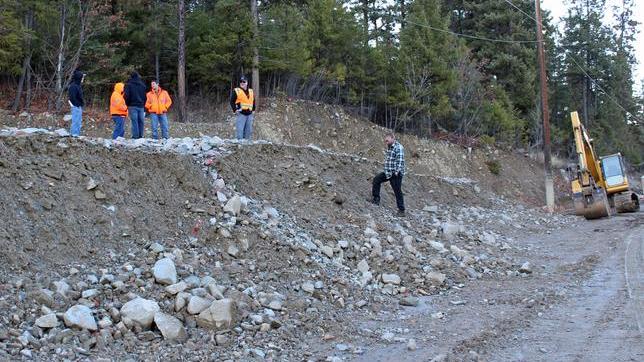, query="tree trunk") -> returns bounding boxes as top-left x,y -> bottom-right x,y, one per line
177,0 -> 187,122
251,0 -> 260,109
12,10 -> 34,112
55,1 -> 67,112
